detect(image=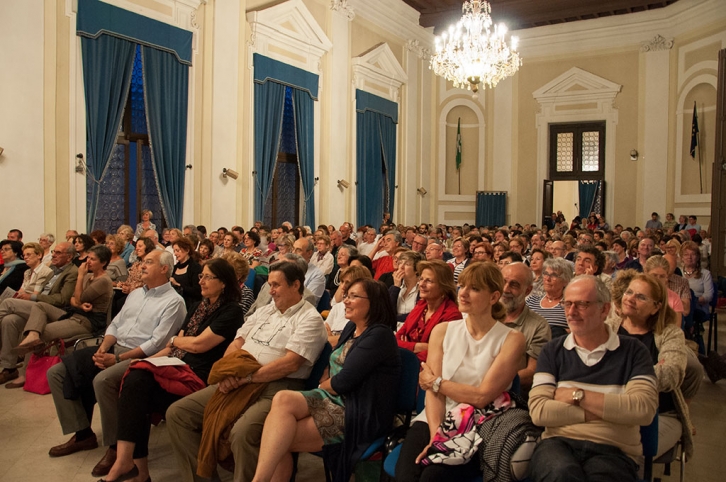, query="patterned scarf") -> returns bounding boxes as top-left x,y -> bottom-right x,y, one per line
170,298 -> 223,359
